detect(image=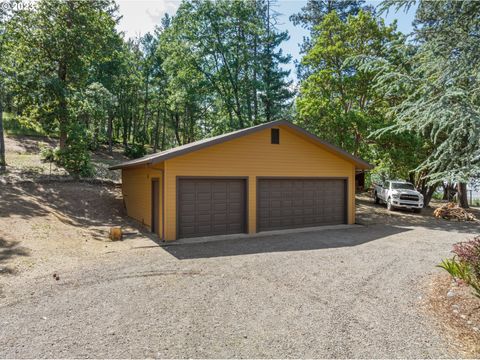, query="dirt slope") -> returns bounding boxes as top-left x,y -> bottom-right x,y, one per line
0,181 -> 157,298
2,134 -> 127,183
